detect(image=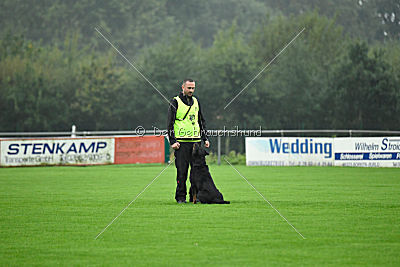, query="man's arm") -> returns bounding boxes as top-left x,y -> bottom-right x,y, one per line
167,99 -> 178,146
